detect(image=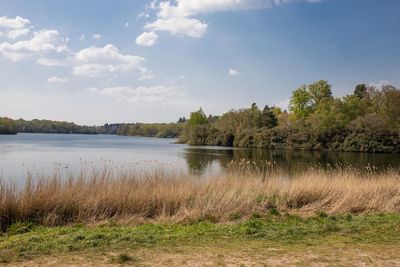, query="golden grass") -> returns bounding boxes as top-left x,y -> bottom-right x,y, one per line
1,165 -> 400,229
